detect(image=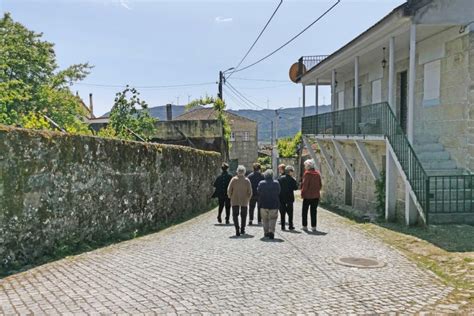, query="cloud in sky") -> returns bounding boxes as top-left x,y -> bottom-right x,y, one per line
120,0 -> 131,10
215,16 -> 233,23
